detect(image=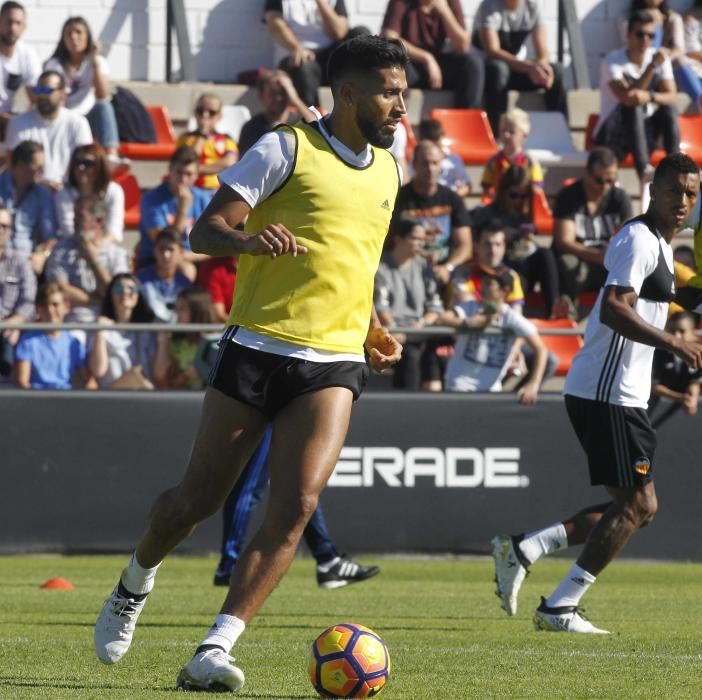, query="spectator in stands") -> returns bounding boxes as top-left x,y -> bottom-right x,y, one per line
471,164 -> 562,318
4,69 -> 92,188
381,0 -> 484,110
0,140 -> 56,265
374,218 -> 444,390
481,108 -> 543,197
552,146 -> 633,308
594,10 -> 679,189
683,2 -> 702,107
0,1 -> 40,139
44,194 -> 129,322
54,144 -> 125,243
264,0 -> 368,108
434,266 -> 548,402
394,140 -> 472,286
44,16 -> 123,166
417,118 -> 471,196
89,273 -> 157,390
176,94 -> 239,190
14,281 -> 87,389
674,243 -> 695,271
473,0 -> 567,134
138,145 -> 212,272
153,286 -> 217,389
238,69 -> 315,155
650,311 -> 701,416
197,255 -> 238,323
0,204 -> 35,377
137,227 -> 192,323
